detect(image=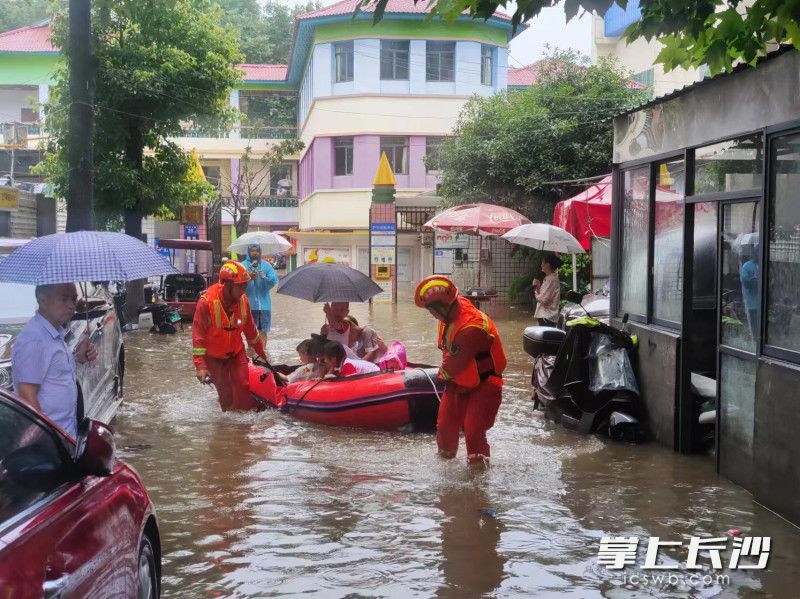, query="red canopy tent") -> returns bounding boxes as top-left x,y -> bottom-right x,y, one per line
552,176 -> 612,250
